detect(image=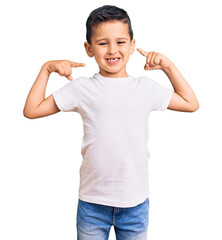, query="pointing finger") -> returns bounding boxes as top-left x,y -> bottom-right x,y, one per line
137,48 -> 148,57
69,61 -> 86,68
